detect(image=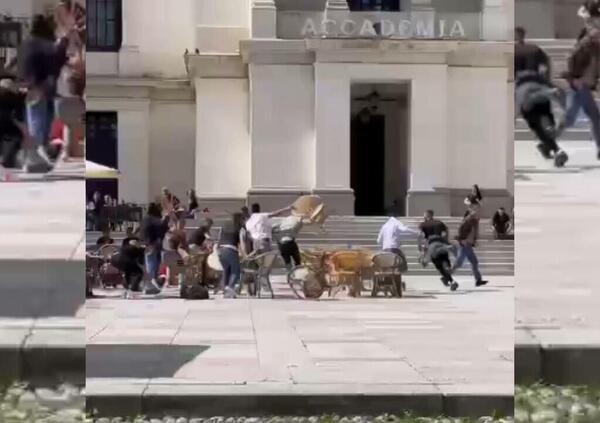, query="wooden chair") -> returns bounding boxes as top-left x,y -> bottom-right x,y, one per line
371,252 -> 403,298
328,251 -> 364,297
